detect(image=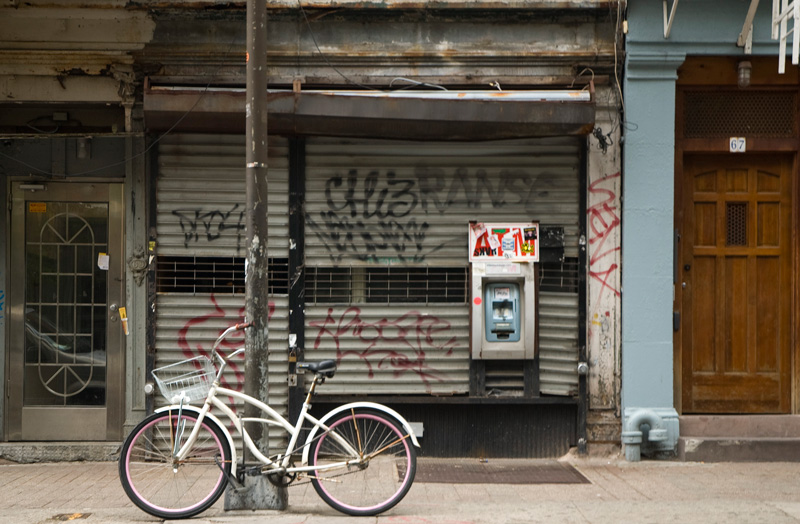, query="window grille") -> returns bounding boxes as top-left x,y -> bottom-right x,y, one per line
157,256 -> 289,295
306,260 -> 580,304
306,266 -> 468,305
539,257 -> 580,293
